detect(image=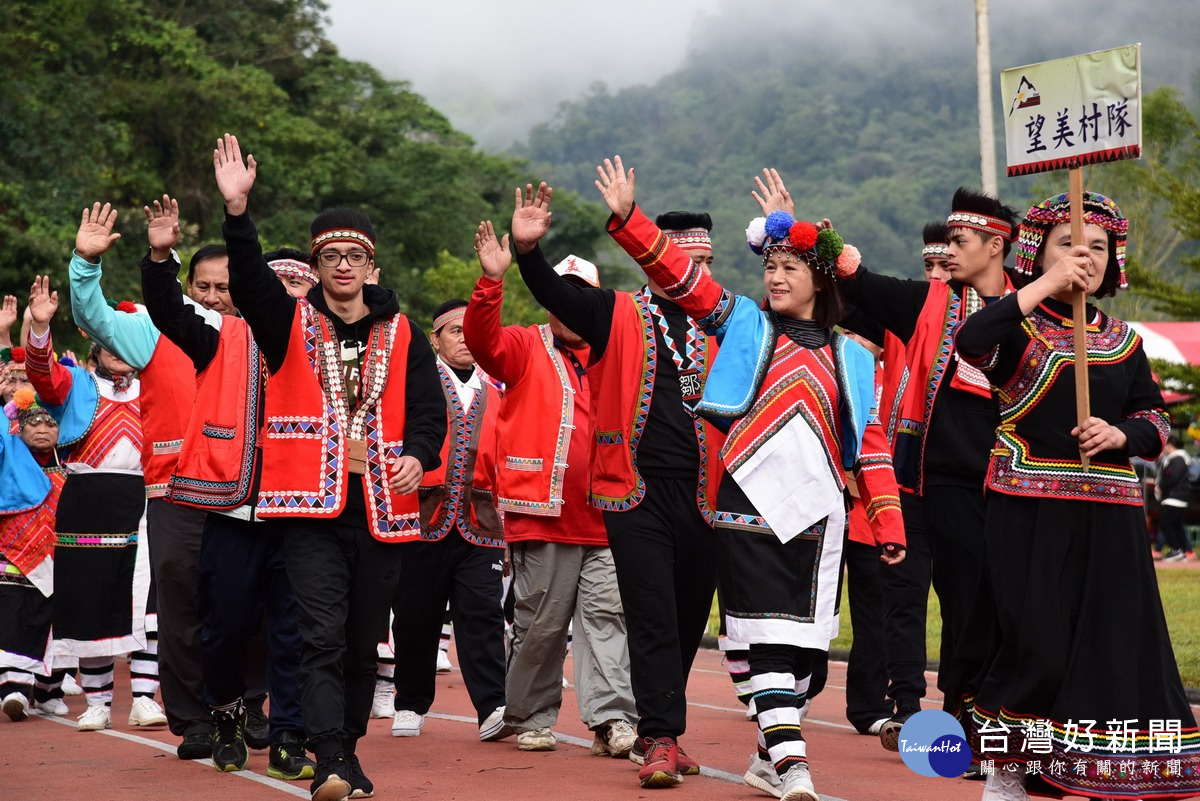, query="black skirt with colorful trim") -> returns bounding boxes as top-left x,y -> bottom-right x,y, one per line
949,492 -> 1200,799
